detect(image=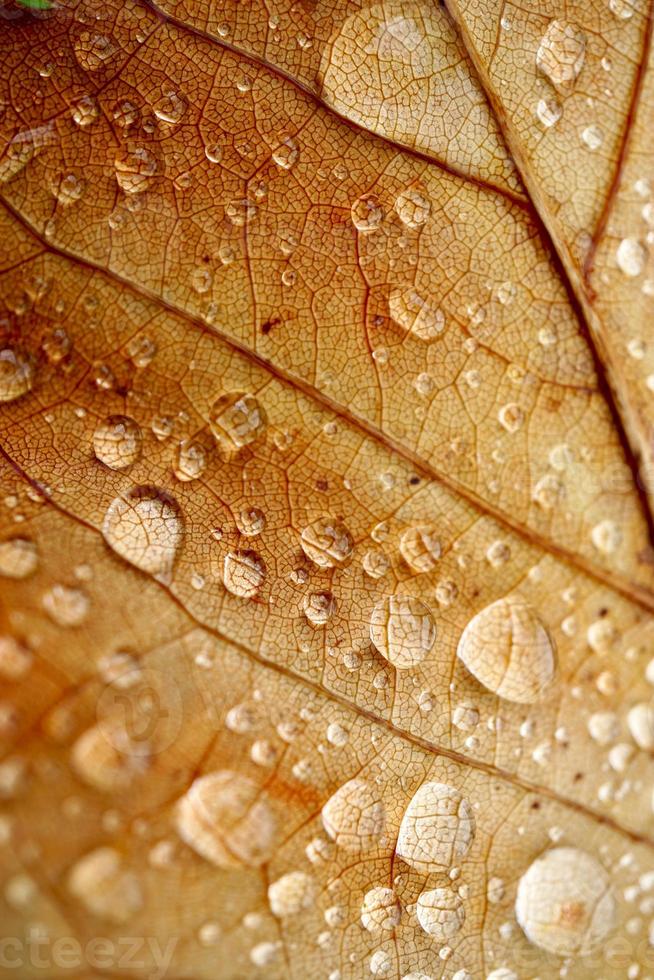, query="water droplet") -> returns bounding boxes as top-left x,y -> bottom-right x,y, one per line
223,550 -> 266,598
581,124 -> 603,151
498,402 -> 524,433
71,95 -> 99,127
102,486 -> 183,577
114,145 -> 159,194
71,723 -> 148,792
536,21 -> 586,93
516,848 -> 616,955
0,349 -> 33,403
591,518 -> 622,554
609,0 -> 634,19
173,438 -> 208,482
268,871 -> 316,917
175,770 -> 277,868
0,636 -> 32,680
322,779 -> 386,852
394,187 -> 431,229
389,288 -> 445,342
50,172 -> 85,206
370,595 -> 436,668
225,198 -> 257,226
361,886 -> 401,932
204,142 -> 223,164
351,194 -> 384,233
272,137 -> 299,169
73,32 -> 116,72
399,526 -> 441,573
0,538 -> 37,579
68,848 -> 142,924
300,517 -> 353,568
362,548 -> 390,579
93,416 -> 143,470
536,97 -> 562,128
457,596 -> 556,703
396,782 -> 475,872
236,507 -> 266,536
42,585 -> 89,627
532,472 -> 563,510
210,392 -> 267,450
616,238 -> 647,277
153,89 -> 187,125
416,888 -> 465,940
627,703 -> 654,750
304,591 -> 335,626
